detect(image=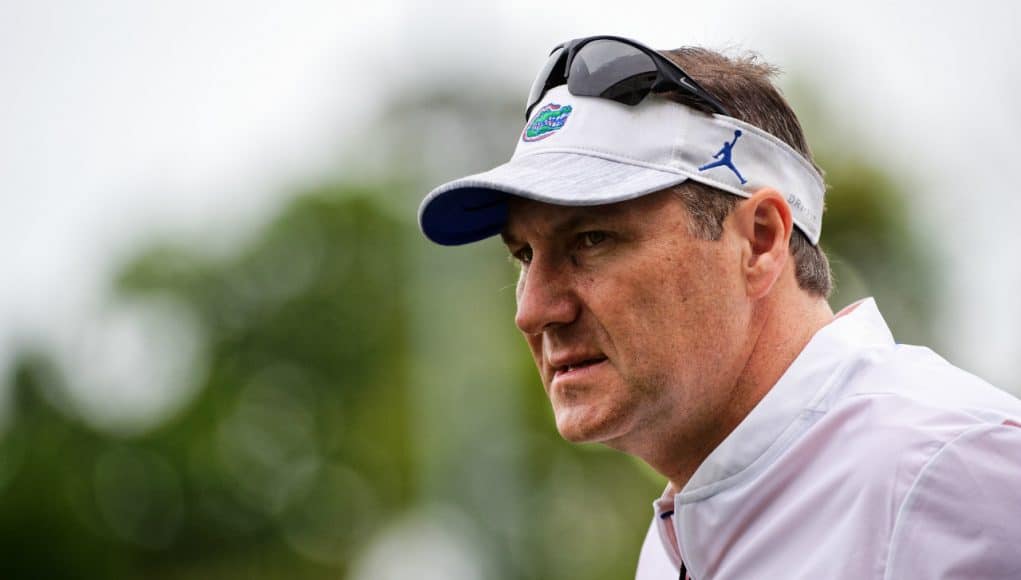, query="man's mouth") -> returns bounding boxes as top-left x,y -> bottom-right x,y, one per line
552,356 -> 609,378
